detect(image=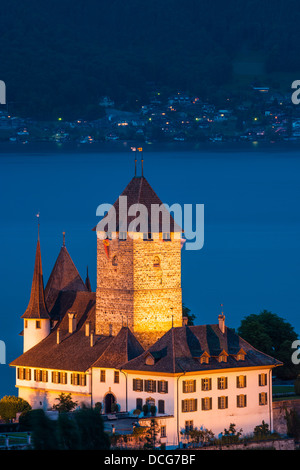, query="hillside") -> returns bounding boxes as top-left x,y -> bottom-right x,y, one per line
0,0 -> 299,119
